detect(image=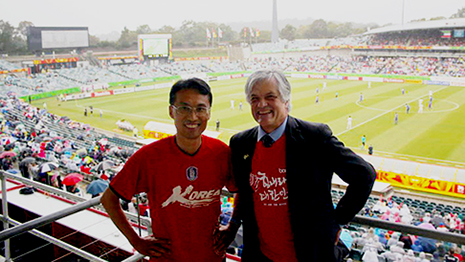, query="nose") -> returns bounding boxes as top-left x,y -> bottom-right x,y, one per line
257,99 -> 267,108
186,110 -> 199,120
